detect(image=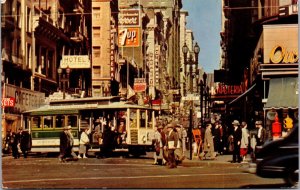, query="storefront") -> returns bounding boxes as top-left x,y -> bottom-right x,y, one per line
2,83 -> 45,138
254,24 -> 298,138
